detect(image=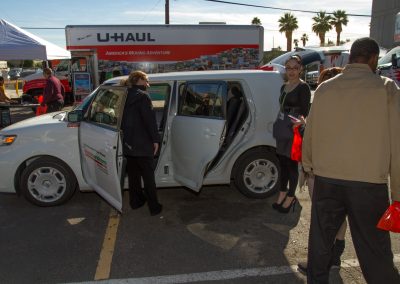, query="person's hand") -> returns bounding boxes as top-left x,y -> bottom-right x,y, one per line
153,143 -> 159,155
292,115 -> 305,129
